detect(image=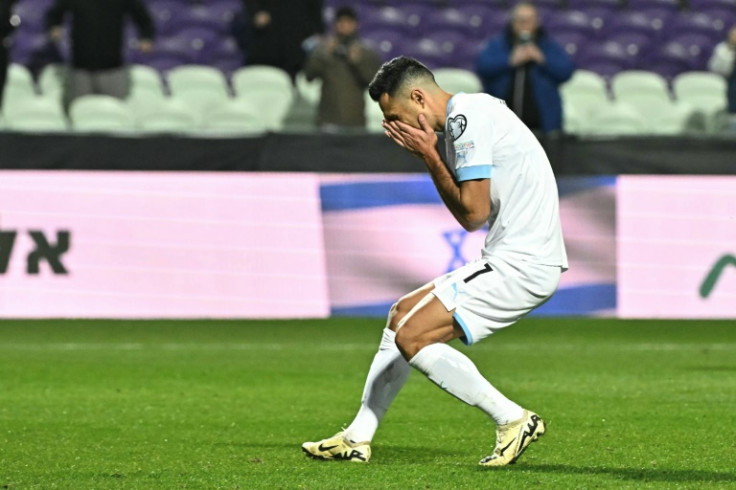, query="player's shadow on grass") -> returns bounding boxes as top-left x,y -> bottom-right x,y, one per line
519,464 -> 735,484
